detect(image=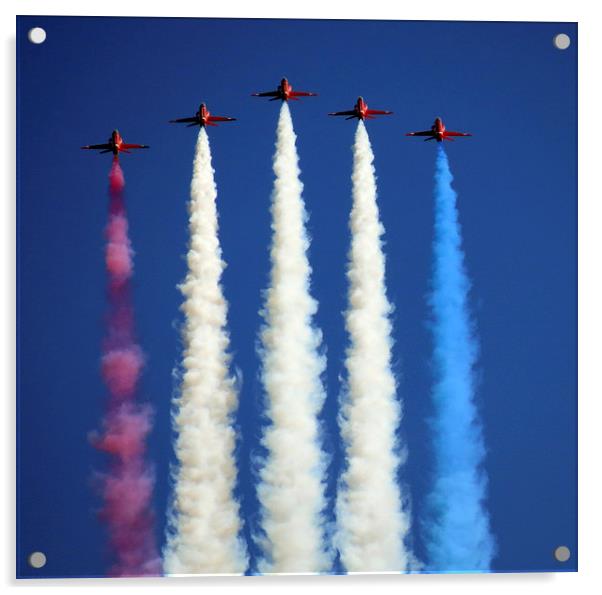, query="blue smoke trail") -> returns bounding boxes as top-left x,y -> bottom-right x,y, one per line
425,146 -> 495,572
